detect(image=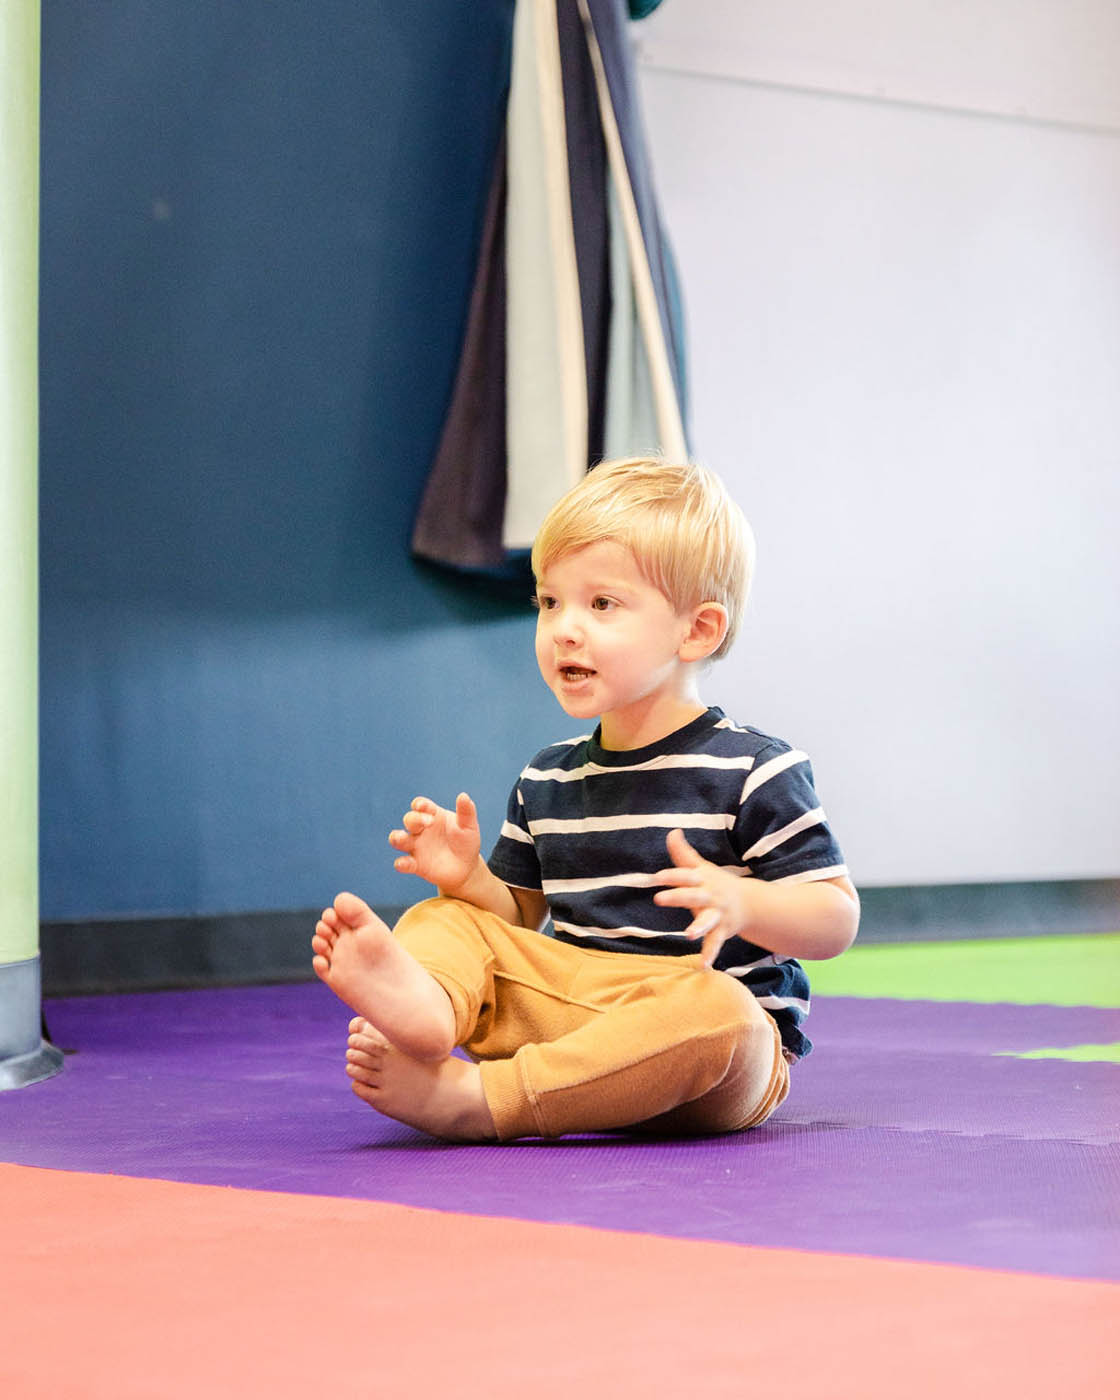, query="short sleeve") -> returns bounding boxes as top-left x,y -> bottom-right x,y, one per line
733,744 -> 848,884
487,779 -> 544,891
